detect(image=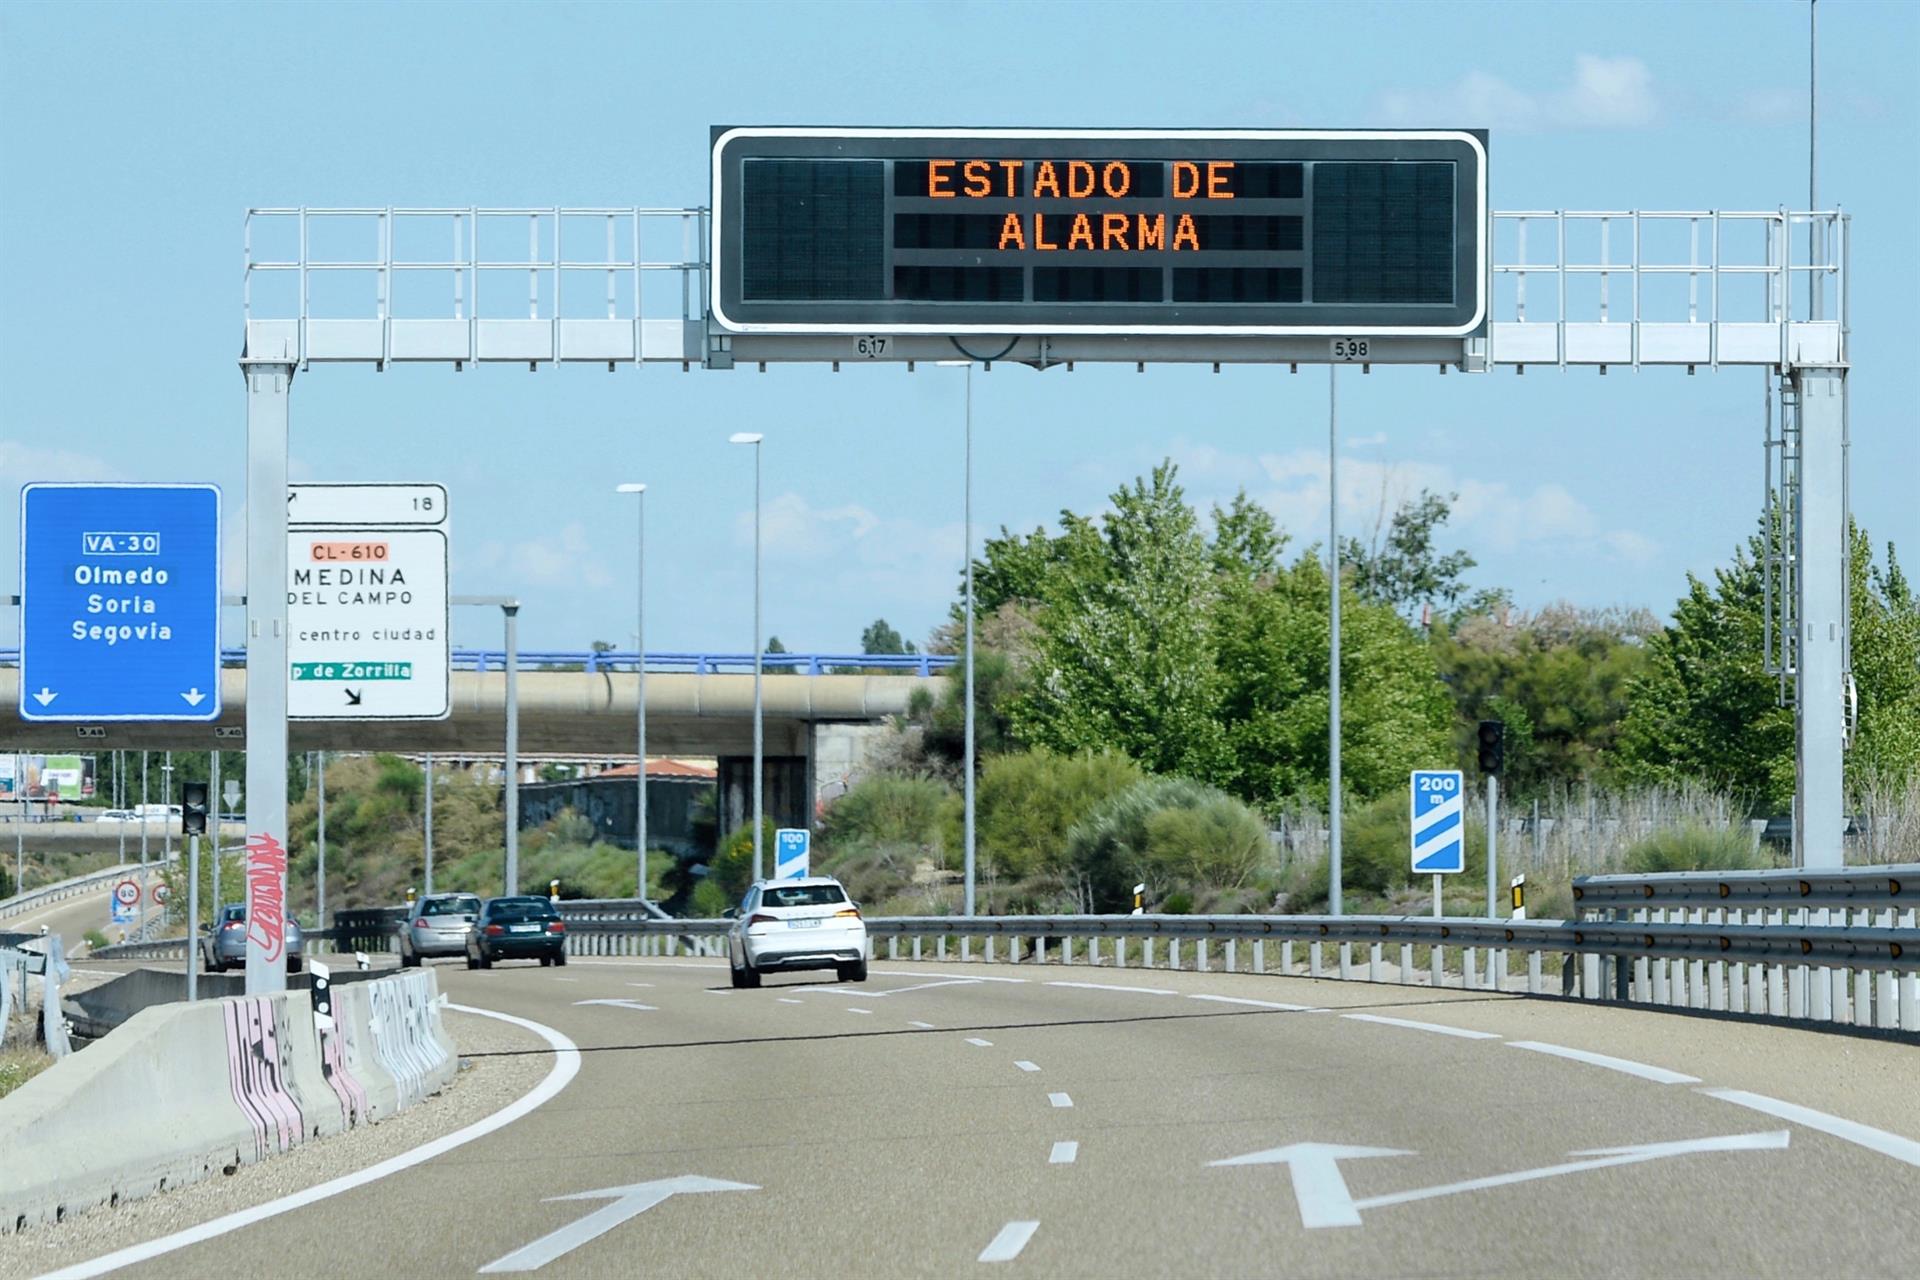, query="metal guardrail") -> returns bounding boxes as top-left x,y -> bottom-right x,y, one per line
1573,864 -> 1919,911
90,937 -> 188,962
0,863 -> 143,921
